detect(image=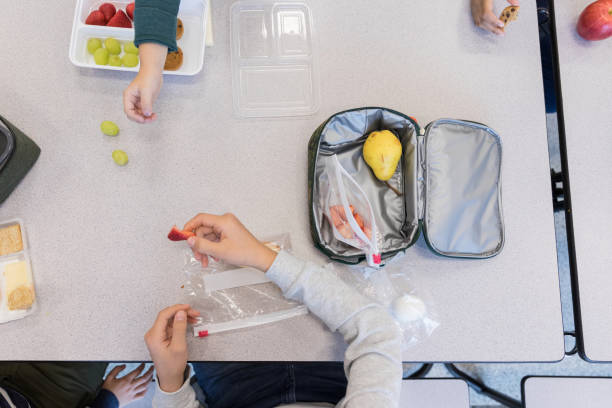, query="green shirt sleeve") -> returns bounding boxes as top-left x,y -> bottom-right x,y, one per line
134,0 -> 180,52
